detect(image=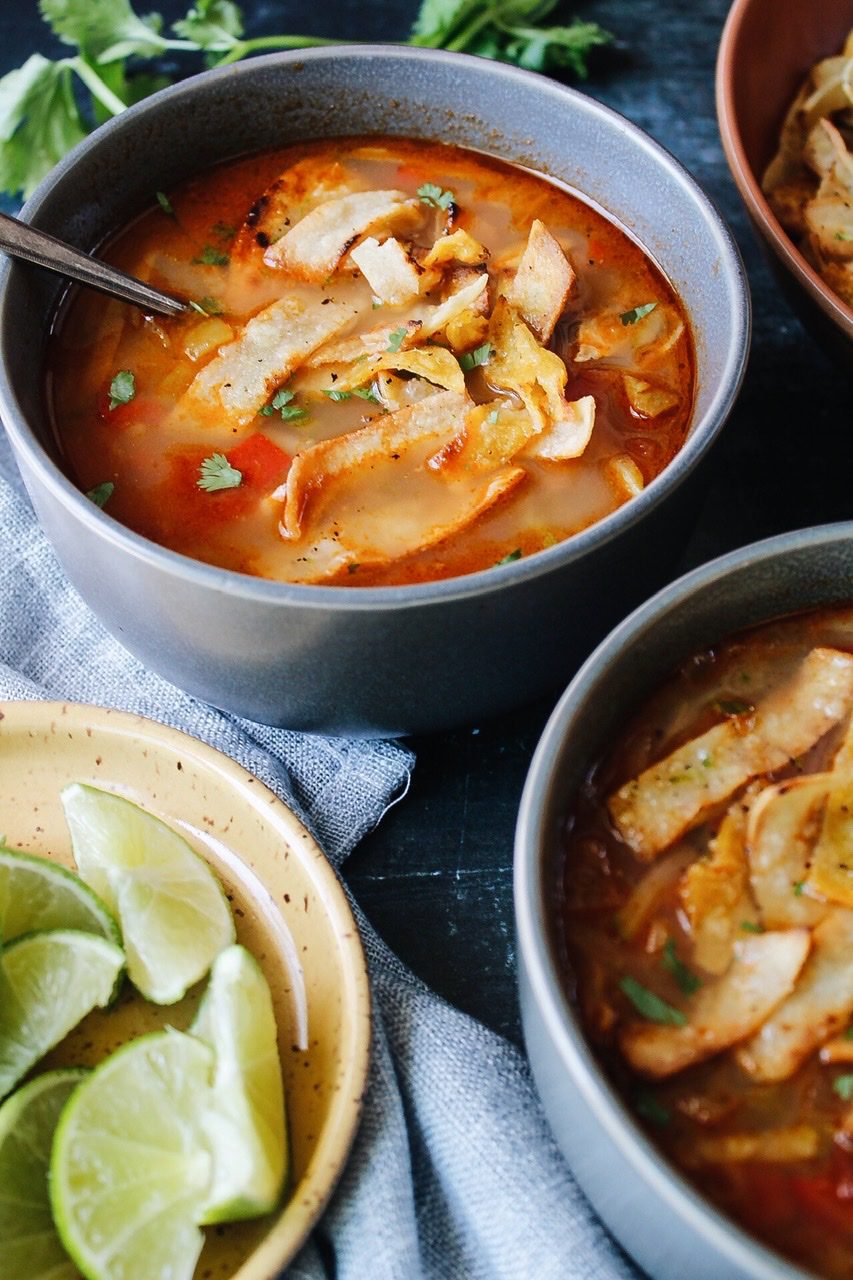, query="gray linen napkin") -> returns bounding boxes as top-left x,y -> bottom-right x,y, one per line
0,428 -> 636,1279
